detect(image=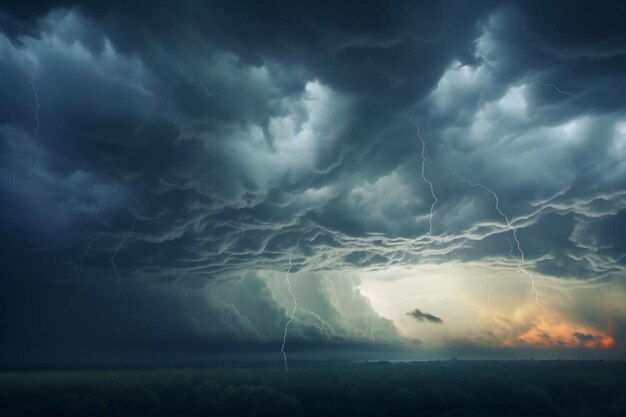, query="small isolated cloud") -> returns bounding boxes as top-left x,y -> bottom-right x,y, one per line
407,308 -> 443,324
573,332 -> 595,342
